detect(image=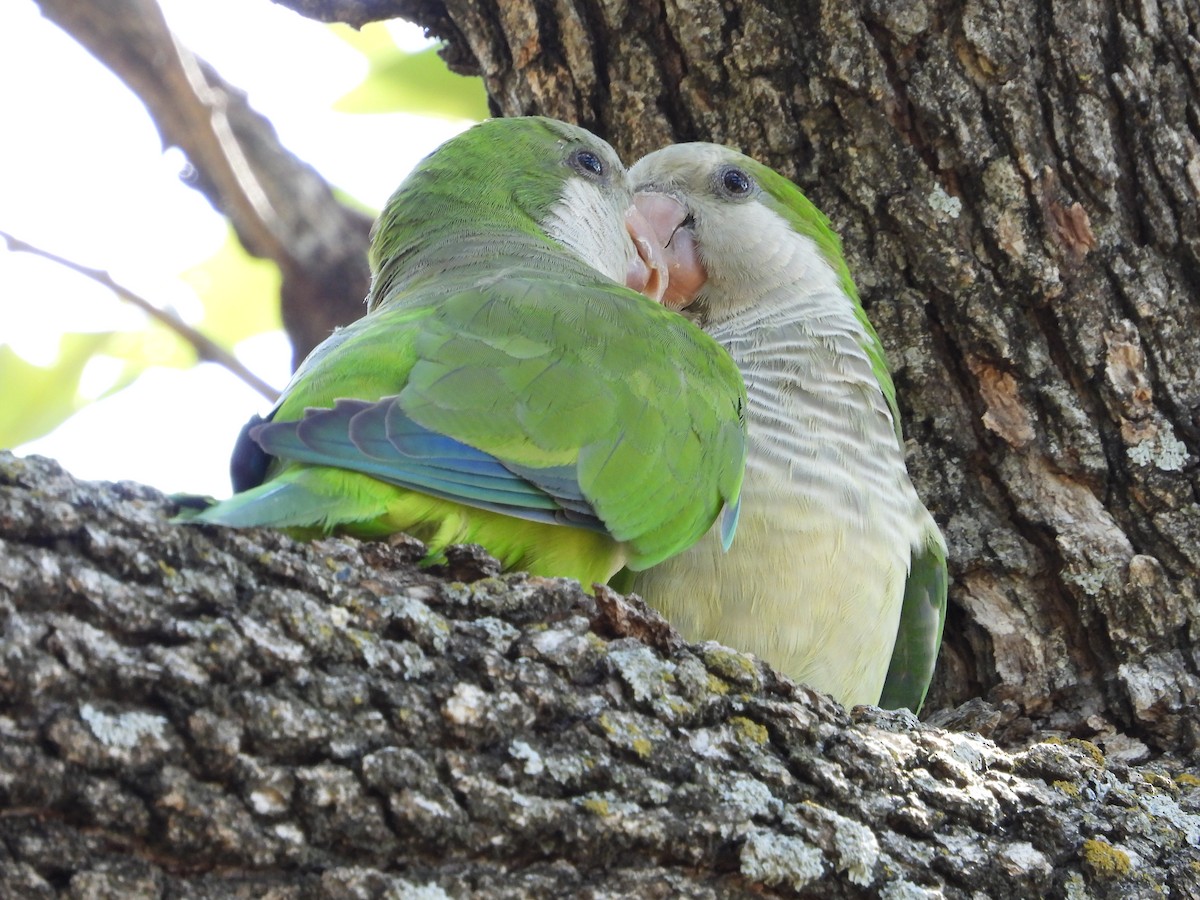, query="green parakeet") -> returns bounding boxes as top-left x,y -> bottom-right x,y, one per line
626,143 -> 947,711
192,118 -> 747,590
